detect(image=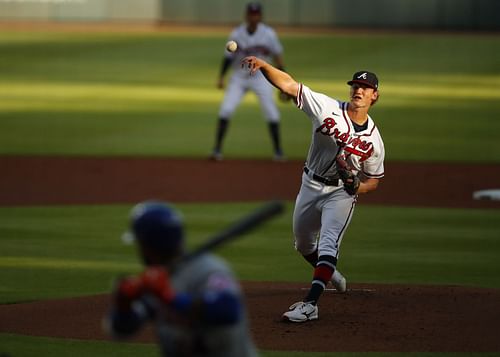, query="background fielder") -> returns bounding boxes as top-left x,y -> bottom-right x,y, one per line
241,56 -> 385,323
211,2 -> 287,161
